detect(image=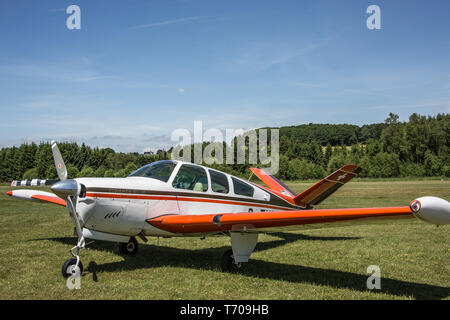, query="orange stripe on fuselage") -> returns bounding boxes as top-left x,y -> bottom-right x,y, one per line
85,192 -> 295,211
